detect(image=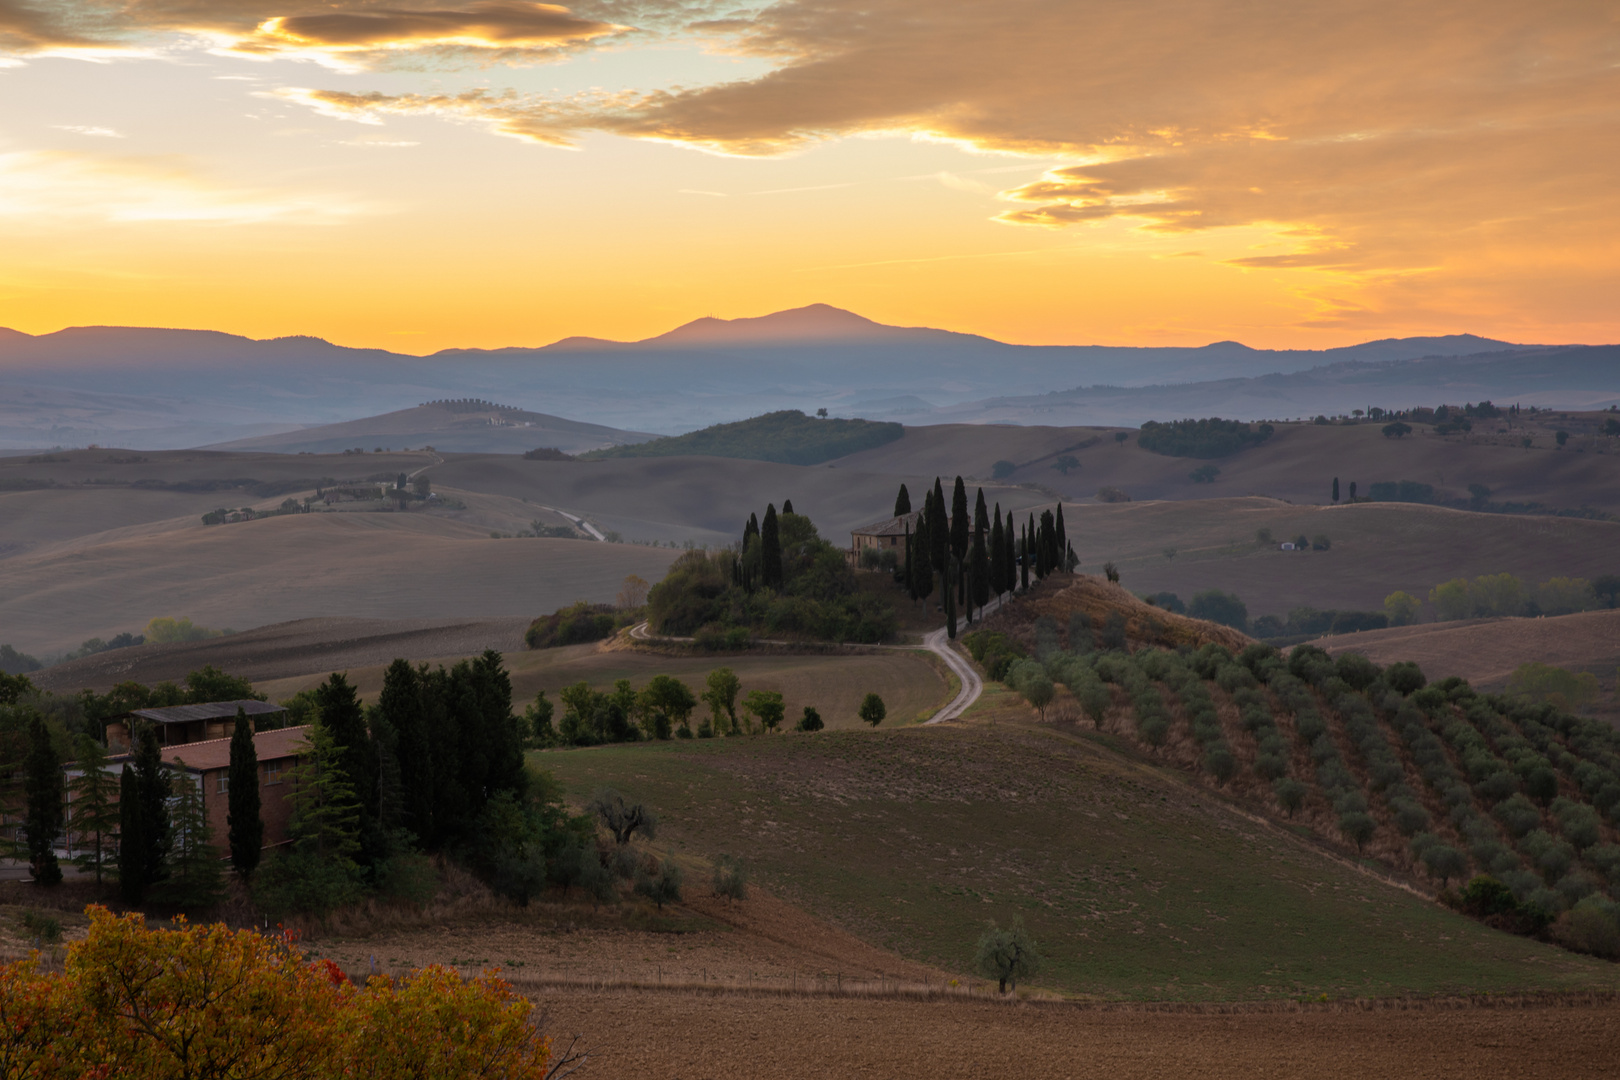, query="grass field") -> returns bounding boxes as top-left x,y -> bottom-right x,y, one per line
257,643 -> 950,733
535,718 -> 1620,1001
1066,496 -> 1620,619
